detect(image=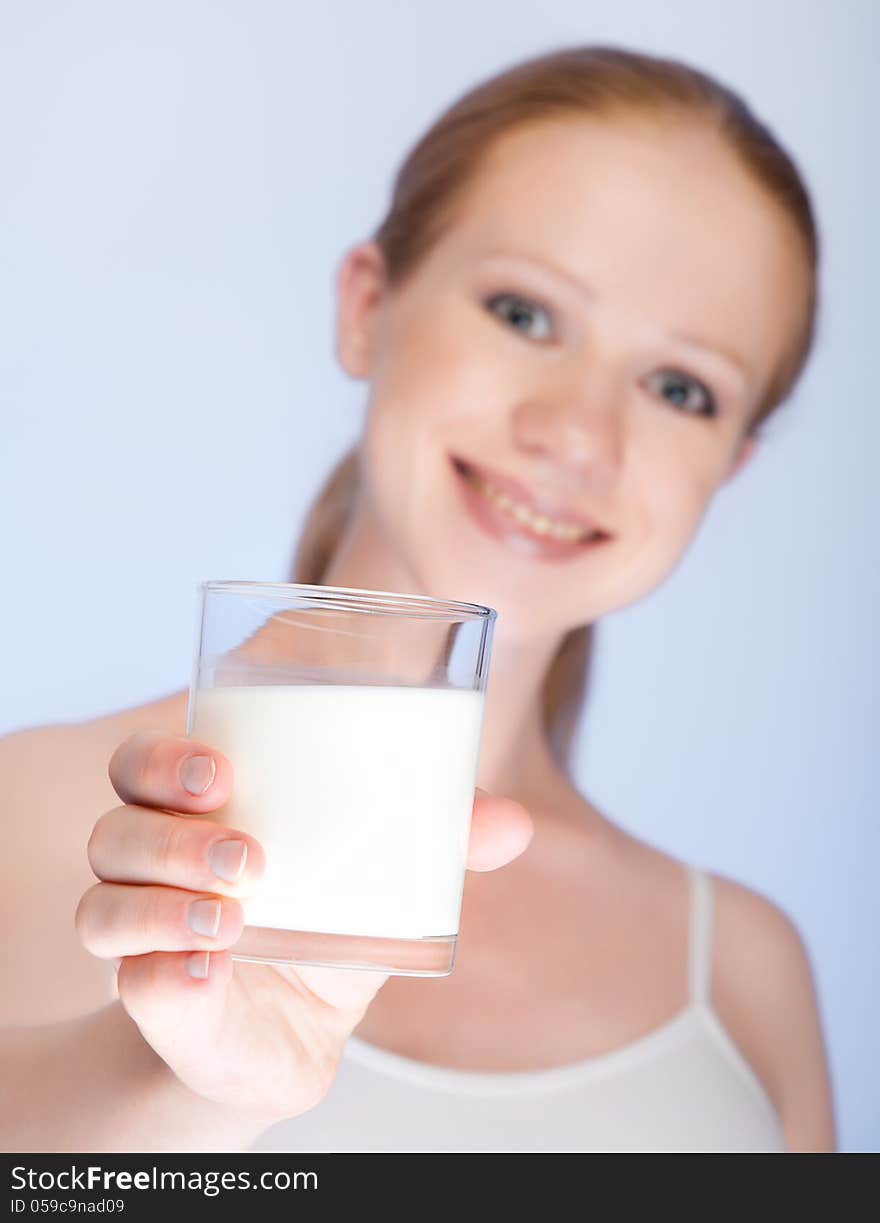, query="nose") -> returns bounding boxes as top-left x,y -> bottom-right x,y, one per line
510,380 -> 626,498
